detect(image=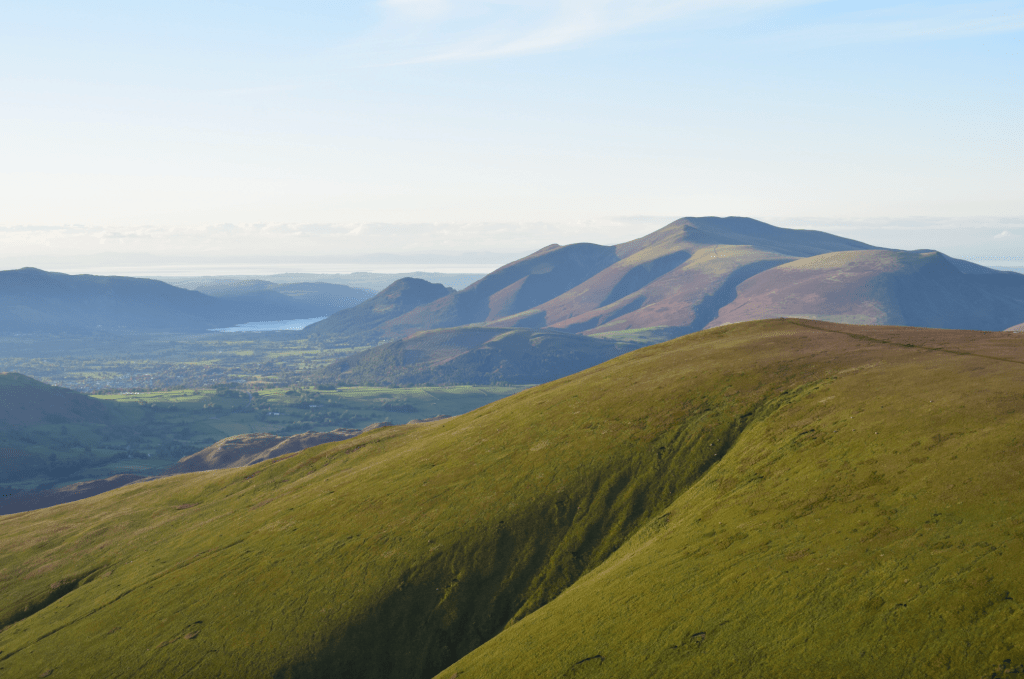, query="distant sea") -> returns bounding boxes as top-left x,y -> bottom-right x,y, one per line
210,317 -> 326,333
